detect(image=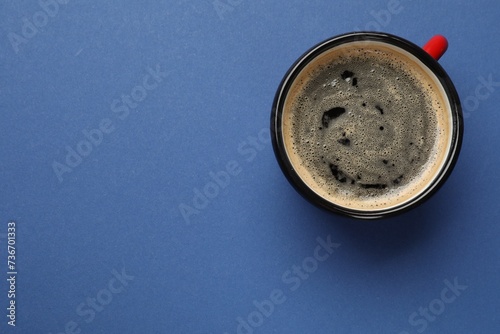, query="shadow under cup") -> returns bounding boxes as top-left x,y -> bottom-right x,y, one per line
271,32 -> 463,219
